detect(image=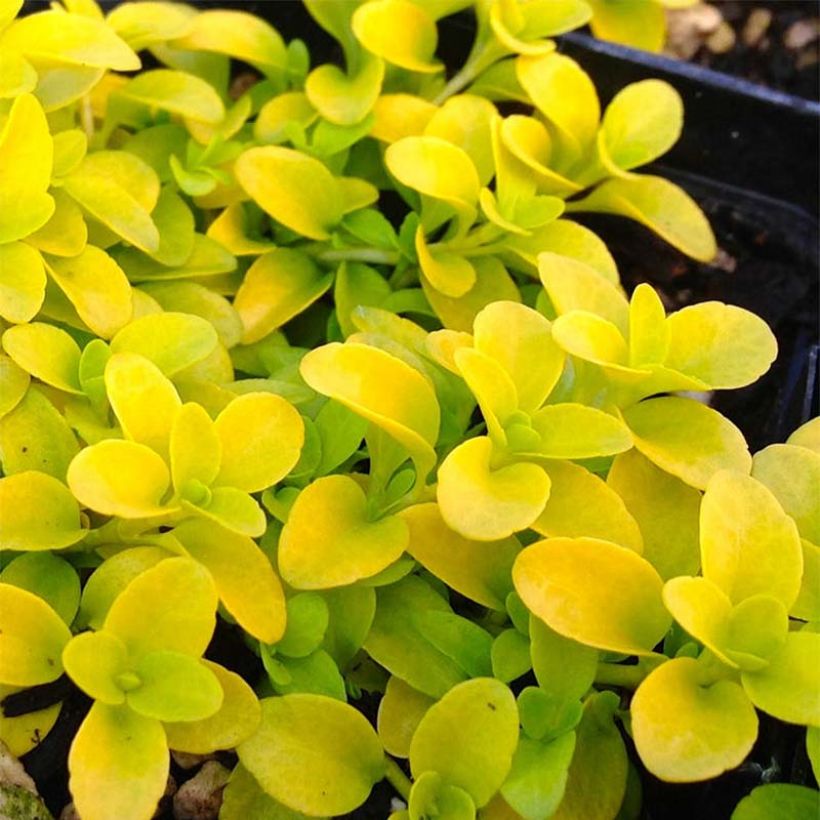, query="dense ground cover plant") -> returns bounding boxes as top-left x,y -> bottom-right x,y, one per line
0,0 -> 817,818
